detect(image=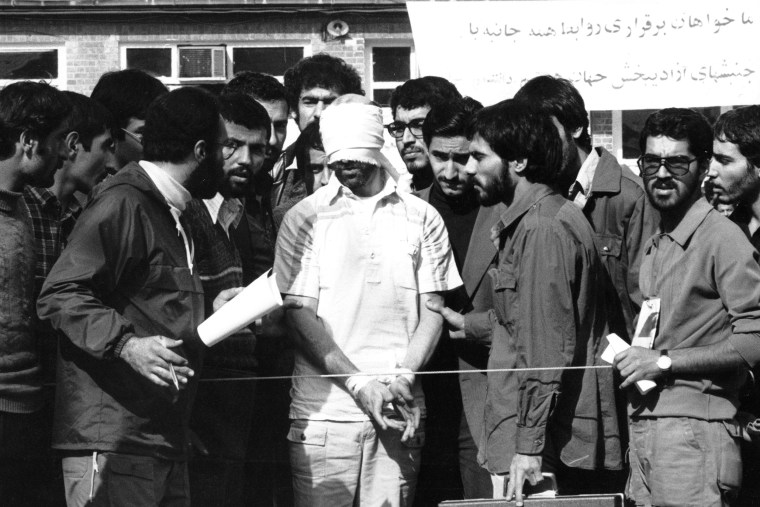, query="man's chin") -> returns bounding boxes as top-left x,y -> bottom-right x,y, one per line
474,188 -> 500,207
